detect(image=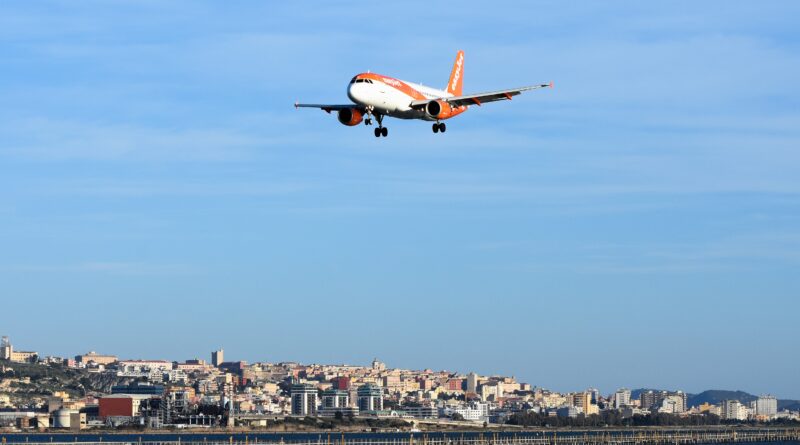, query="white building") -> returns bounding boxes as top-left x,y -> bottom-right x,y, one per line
163,369 -> 188,383
755,395 -> 778,417
722,400 -> 749,421
445,402 -> 490,422
614,388 -> 631,408
658,395 -> 685,414
116,360 -> 172,377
